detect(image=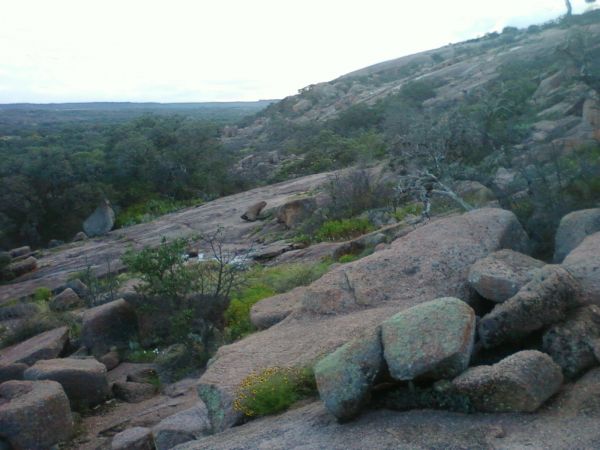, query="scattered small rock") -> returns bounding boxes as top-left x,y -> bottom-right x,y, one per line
241,201 -> 267,221
49,287 -> 83,312
72,231 -> 88,242
99,348 -> 120,371
67,278 -> 89,298
8,246 -> 31,258
112,426 -> 155,450
152,403 -> 211,450
6,256 -> 37,278
113,381 -> 156,403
